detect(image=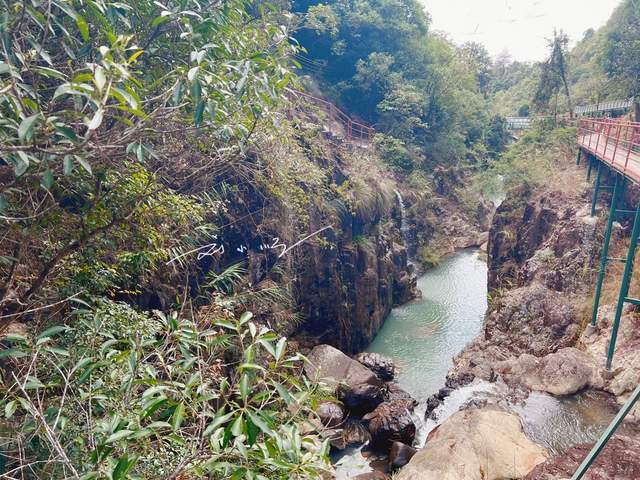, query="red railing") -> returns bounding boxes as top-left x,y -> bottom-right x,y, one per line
287,89 -> 375,144
578,117 -> 640,182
